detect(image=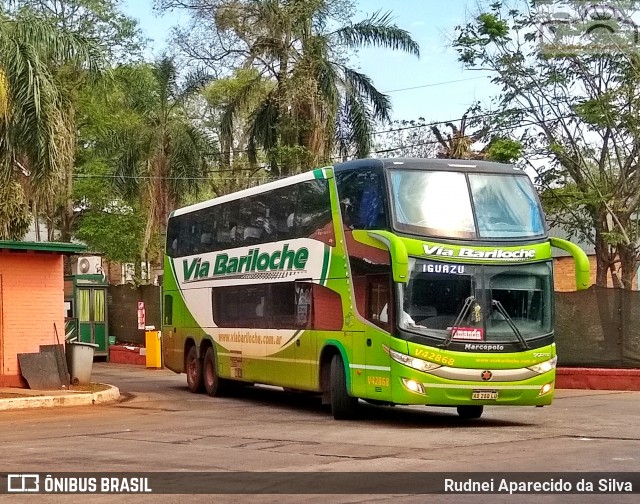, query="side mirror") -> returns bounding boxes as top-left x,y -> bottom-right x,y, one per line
550,237 -> 590,290
351,230 -> 409,283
